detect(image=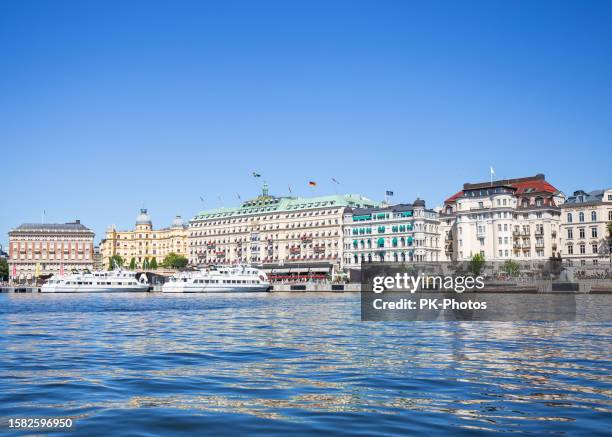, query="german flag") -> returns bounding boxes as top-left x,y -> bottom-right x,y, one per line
308,181 -> 317,186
